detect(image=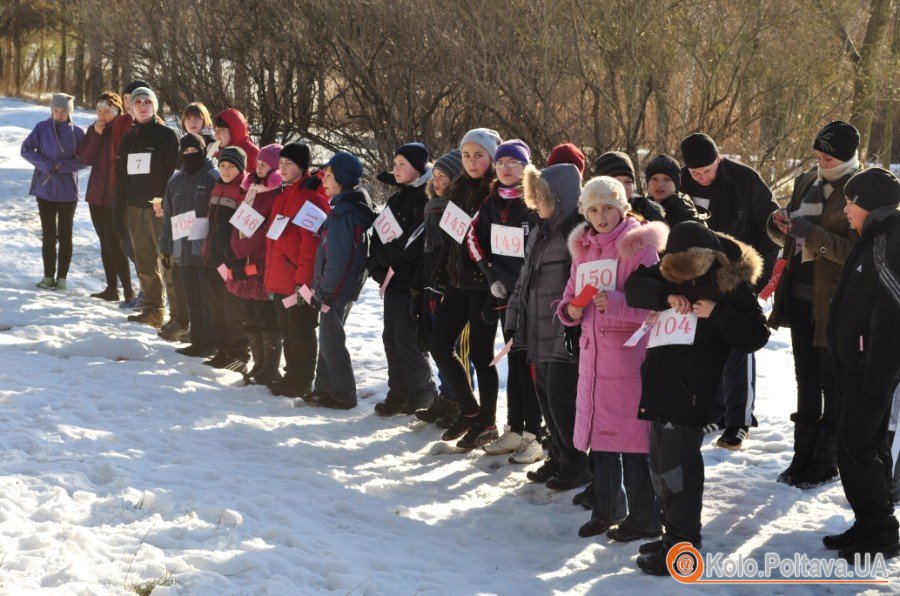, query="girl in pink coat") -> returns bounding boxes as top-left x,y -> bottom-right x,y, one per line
558,176 -> 668,542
